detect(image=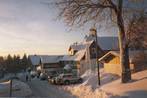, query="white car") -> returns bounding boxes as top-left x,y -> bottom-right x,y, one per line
55,73 -> 83,85
30,71 -> 37,78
